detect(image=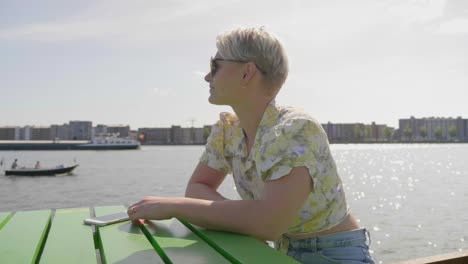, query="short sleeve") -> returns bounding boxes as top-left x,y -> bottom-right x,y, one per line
199,119 -> 232,174
258,119 -> 333,191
